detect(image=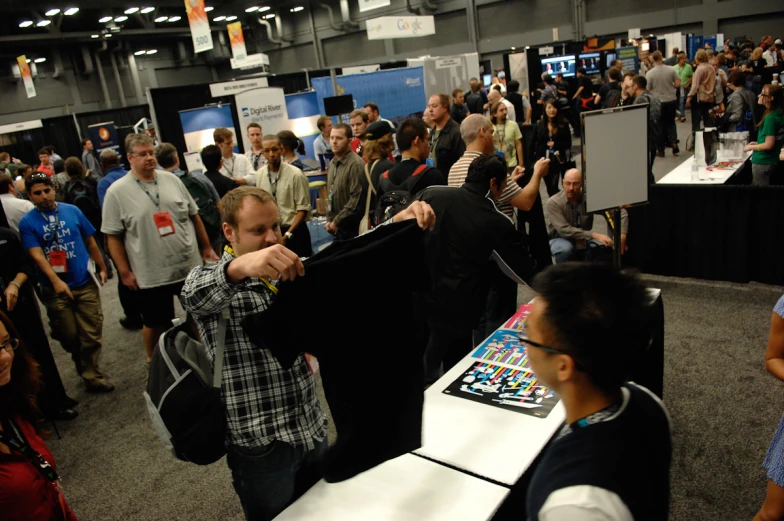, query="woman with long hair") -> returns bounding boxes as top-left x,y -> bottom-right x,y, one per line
533,100 -> 573,196
0,310 -> 79,520
362,122 -> 396,227
744,84 -> 784,186
490,101 -> 524,172
276,130 -> 306,171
